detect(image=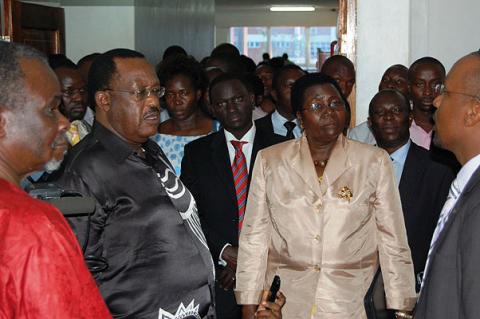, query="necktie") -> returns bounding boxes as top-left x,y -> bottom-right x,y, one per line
68,121 -> 81,146
284,121 -> 296,139
231,140 -> 248,233
421,178 -> 460,289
